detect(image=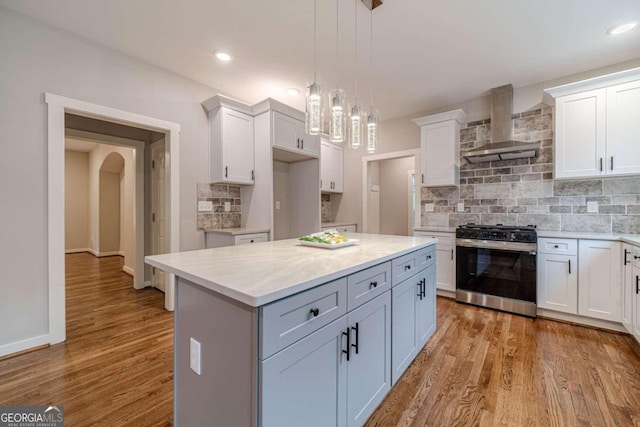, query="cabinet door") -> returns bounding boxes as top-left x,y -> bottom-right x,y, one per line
261,316 -> 348,427
633,248 -> 640,342
297,120 -> 320,156
391,275 -> 419,384
537,253 -> 578,314
347,292 -> 391,427
221,108 -> 254,184
421,120 -> 458,186
578,240 -> 621,321
555,89 -> 606,179
435,243 -> 455,292
320,139 -> 332,191
416,264 -> 436,349
606,80 -> 640,176
331,144 -> 344,193
622,244 -> 634,333
272,111 -> 299,151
